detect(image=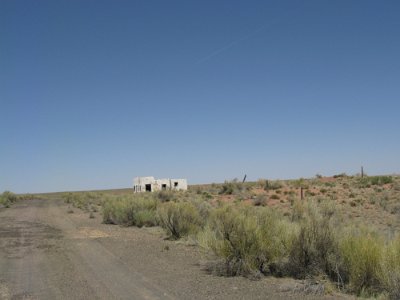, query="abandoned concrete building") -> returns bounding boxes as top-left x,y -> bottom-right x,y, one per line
133,176 -> 188,193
